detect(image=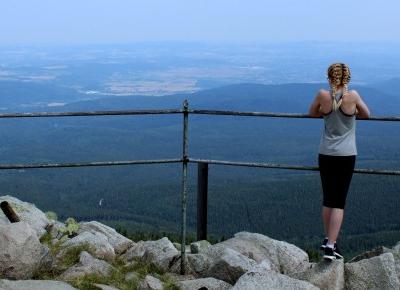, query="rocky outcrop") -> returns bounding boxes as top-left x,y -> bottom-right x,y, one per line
3,195 -> 400,290
170,243 -> 260,284
125,271 -> 140,282
394,241 -> 400,252
122,237 -> 179,272
348,245 -> 392,263
292,260 -> 344,290
78,221 -> 134,255
347,245 -> 400,284
345,252 -> 400,290
137,274 -> 164,290
220,231 -> 310,275
59,251 -> 115,281
177,277 -> 232,290
0,221 -> 50,279
92,284 -> 120,290
190,240 -> 211,254
0,279 -> 77,290
0,195 -> 50,239
57,231 -> 116,262
231,270 -> 319,290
